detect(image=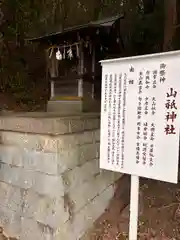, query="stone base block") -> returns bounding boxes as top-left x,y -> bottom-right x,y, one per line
47,99 -> 100,113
